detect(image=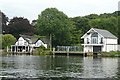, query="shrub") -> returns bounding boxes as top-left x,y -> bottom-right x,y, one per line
2,34 -> 16,49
